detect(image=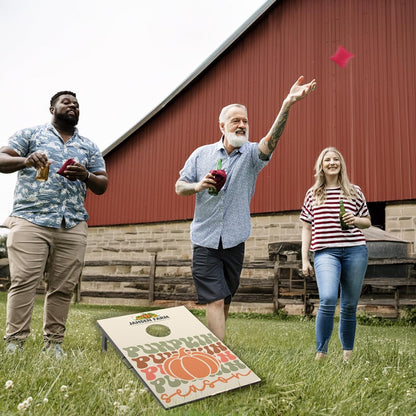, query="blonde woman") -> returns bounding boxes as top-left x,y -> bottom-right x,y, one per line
300,147 -> 371,361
